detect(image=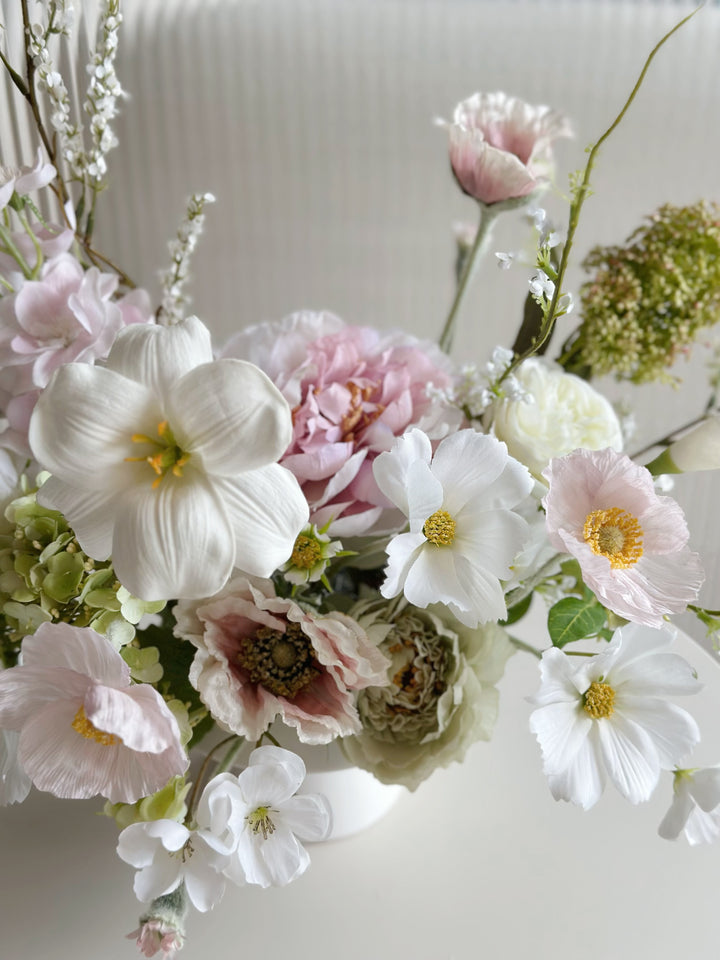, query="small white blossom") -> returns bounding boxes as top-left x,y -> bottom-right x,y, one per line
495,251 -> 514,269
529,268 -> 555,300
659,767 -> 720,845
158,194 -> 216,325
556,292 -> 573,315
